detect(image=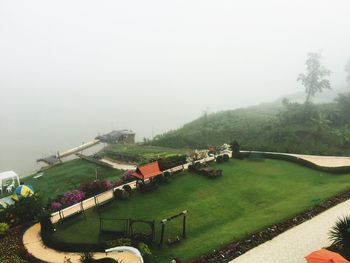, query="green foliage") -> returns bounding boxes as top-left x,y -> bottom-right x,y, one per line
0,194 -> 45,226
22,159 -> 122,202
52,160 -> 350,262
216,155 -> 223,163
329,216 -> 350,256
104,238 -> 132,248
99,144 -> 186,164
80,252 -> 94,263
345,60 -> 350,85
230,140 -> 240,154
222,154 -> 230,162
122,185 -> 132,194
297,52 -> 332,103
0,222 -> 9,235
138,242 -> 152,257
151,95 -> 350,156
113,189 -> 130,200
